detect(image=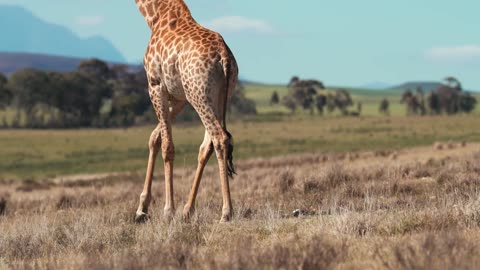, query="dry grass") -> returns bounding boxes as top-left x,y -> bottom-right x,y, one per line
1,144 -> 480,269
